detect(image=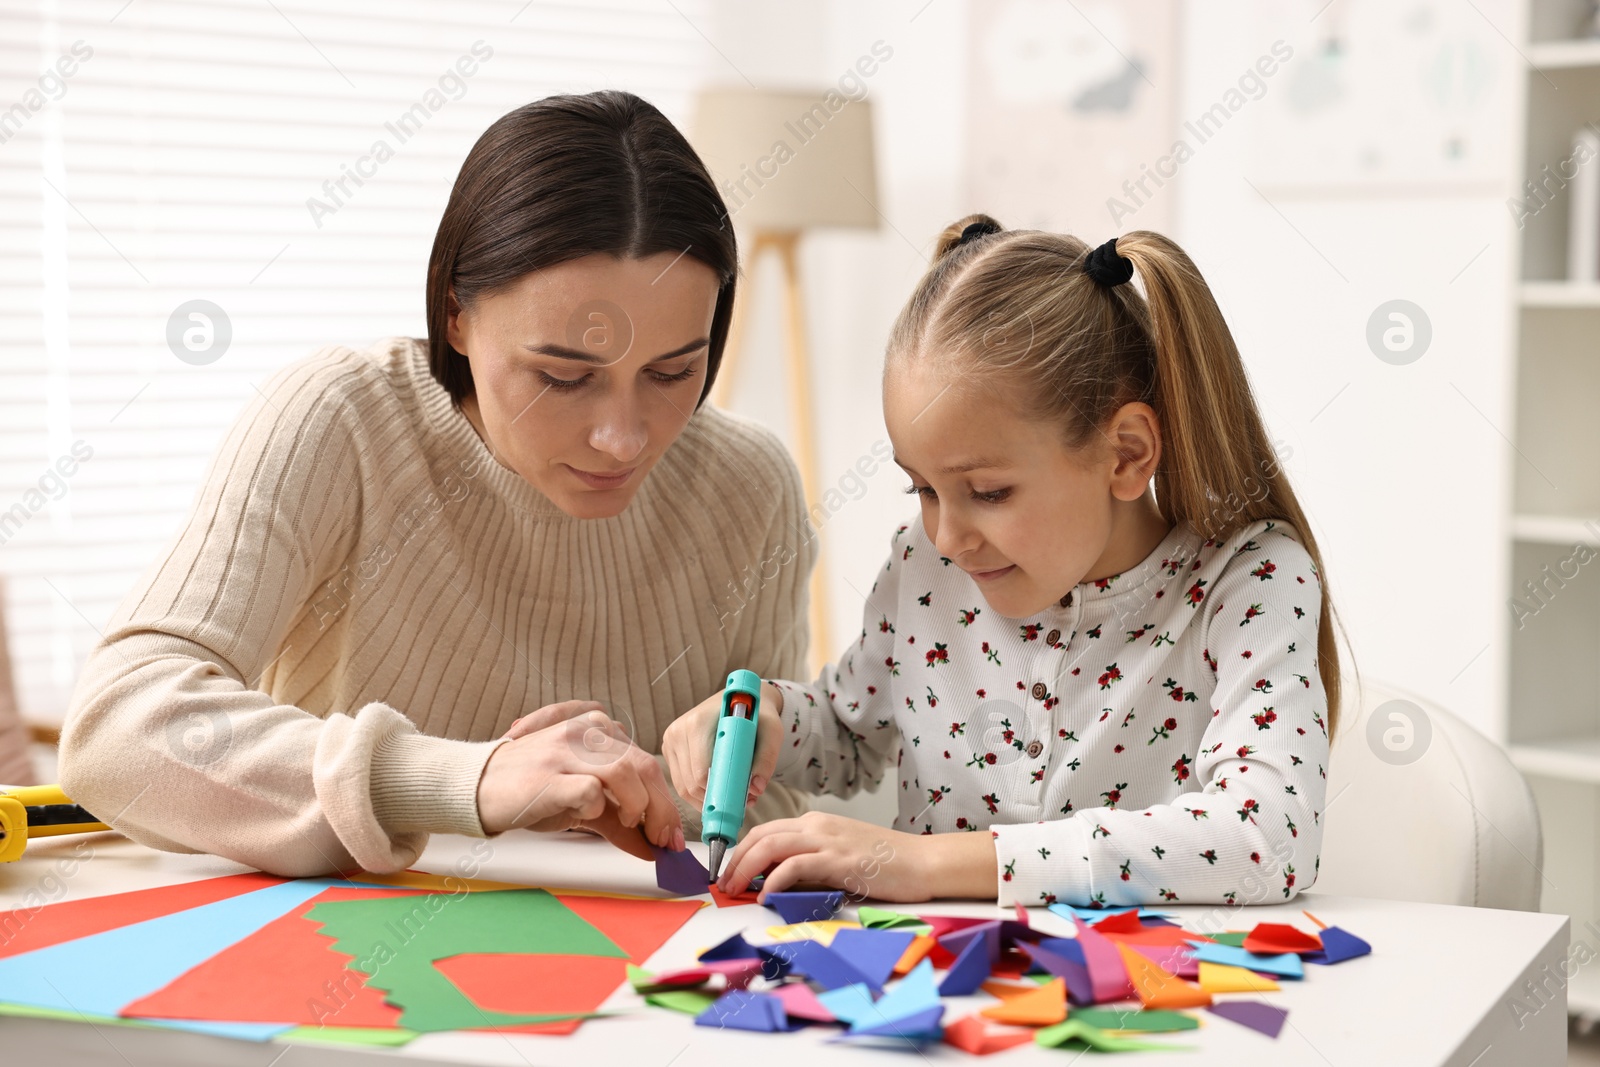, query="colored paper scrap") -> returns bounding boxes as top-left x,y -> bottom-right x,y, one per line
1129,942 -> 1200,980
816,983 -> 877,1025
1035,1018 -> 1182,1052
1207,931 -> 1250,947
938,929 -> 994,996
1209,1000 -> 1288,1038
652,846 -> 711,896
1244,922 -> 1322,956
1198,961 -> 1280,993
859,957 -> 940,1031
1047,904 -> 1172,924
944,1013 -> 1036,1054
1187,940 -> 1305,979
1117,942 -> 1212,1010
709,884 -> 760,907
1016,941 -> 1093,1005
764,919 -> 858,946
1073,916 -> 1136,1003
646,989 -> 719,1015
979,977 -> 1066,1026
695,990 -> 793,1032
895,933 -> 937,975
772,981 -> 834,1022
829,927 -> 916,988
758,939 -> 878,992
1303,925 -> 1372,965
766,890 -> 843,925
274,1025 -> 420,1048
1070,1007 -> 1200,1033
844,1004 -> 944,1041
858,906 -> 930,932
699,931 -> 760,961
1090,910 -> 1145,934
305,888 -> 622,1032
